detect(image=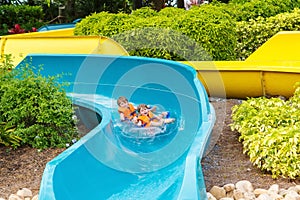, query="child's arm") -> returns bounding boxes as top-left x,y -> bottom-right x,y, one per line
149,105 -> 157,112
151,113 -> 162,120
136,119 -> 143,127
119,112 -> 125,121
131,116 -> 138,124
